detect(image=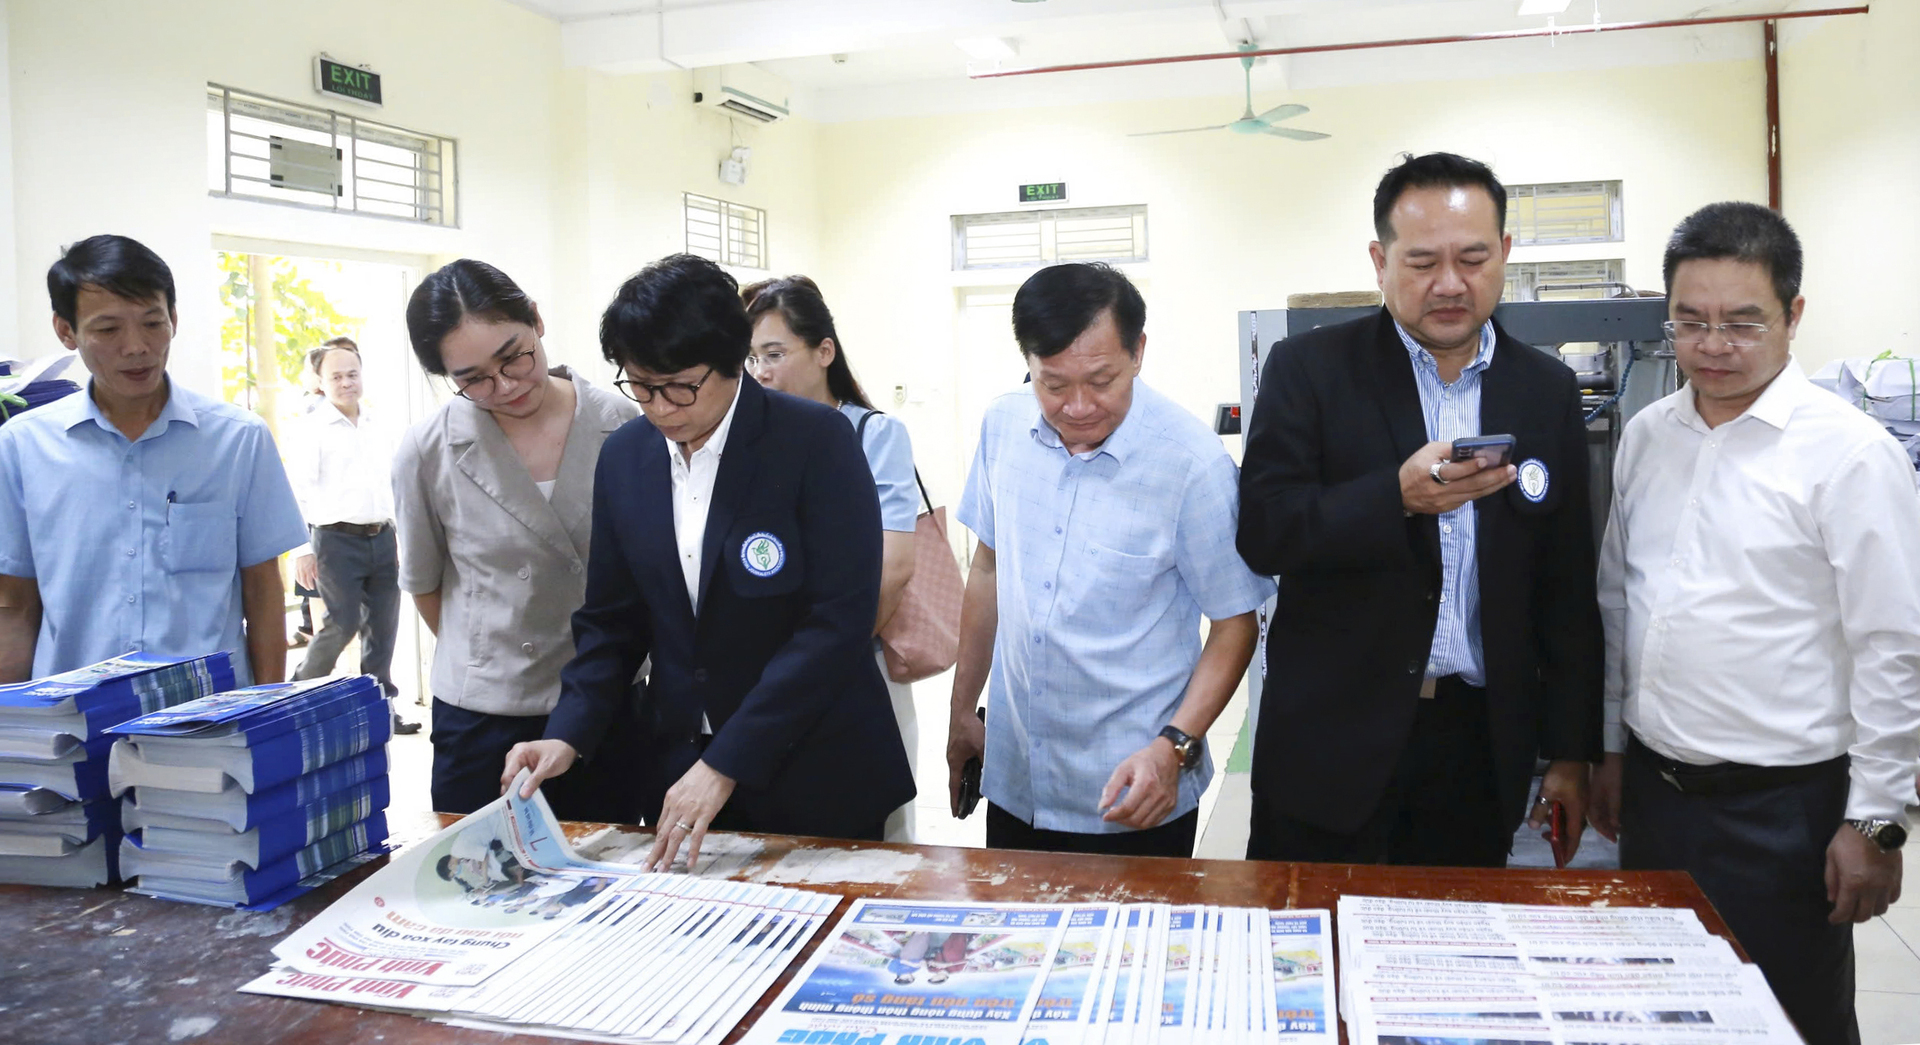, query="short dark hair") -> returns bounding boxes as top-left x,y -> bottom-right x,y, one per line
741,274 -> 872,409
307,337 -> 360,374
1011,262 -> 1145,359
1662,202 -> 1803,314
1372,152 -> 1507,244
47,235 -> 176,326
601,254 -> 751,378
405,259 -> 541,375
